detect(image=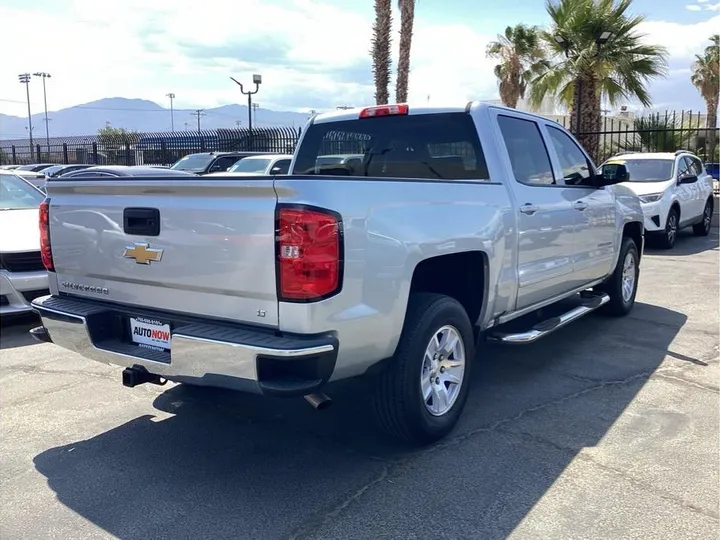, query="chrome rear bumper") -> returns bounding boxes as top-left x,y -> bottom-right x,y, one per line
31,295 -> 338,395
